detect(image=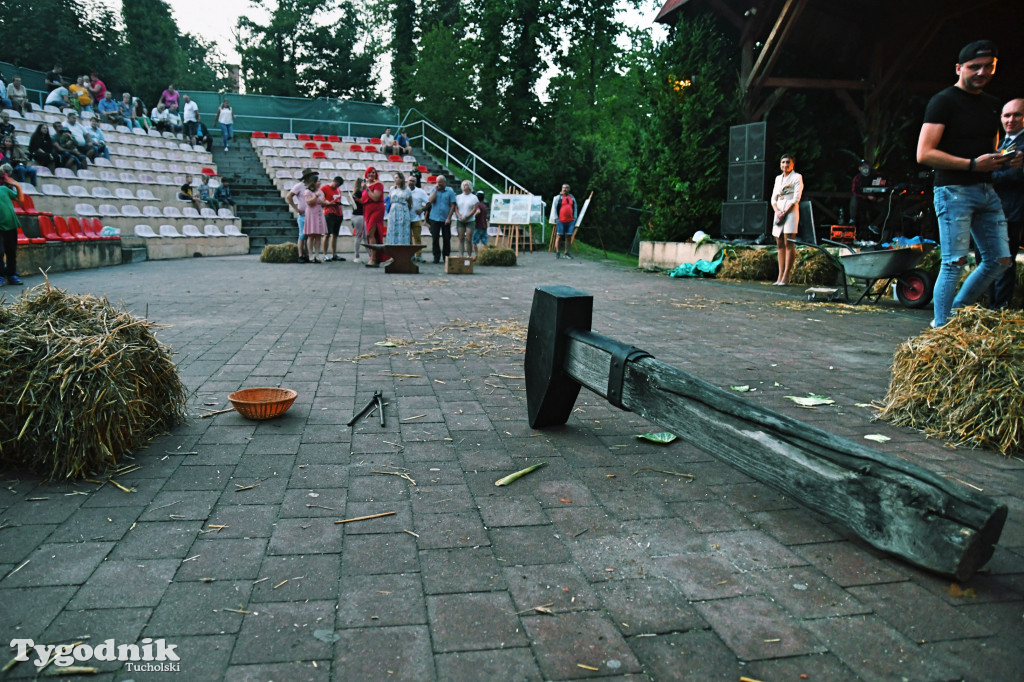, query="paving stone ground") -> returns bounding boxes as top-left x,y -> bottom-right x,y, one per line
1,252 -> 1021,681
